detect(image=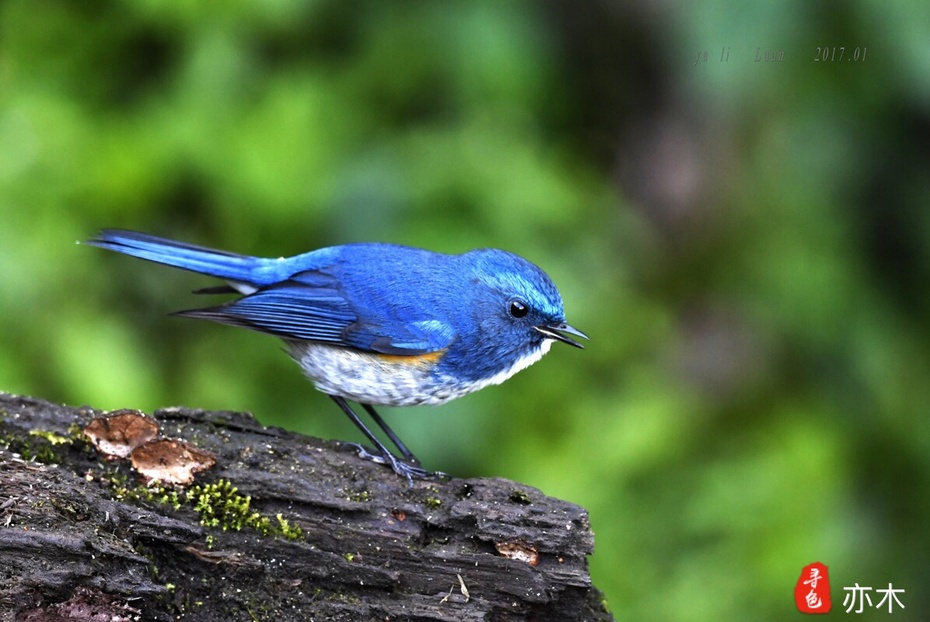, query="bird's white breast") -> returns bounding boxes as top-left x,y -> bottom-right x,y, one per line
287,340 -> 552,407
